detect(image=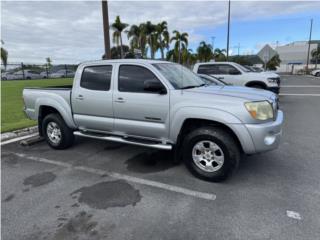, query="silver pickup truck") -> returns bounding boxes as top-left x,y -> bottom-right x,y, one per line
23,59 -> 284,182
